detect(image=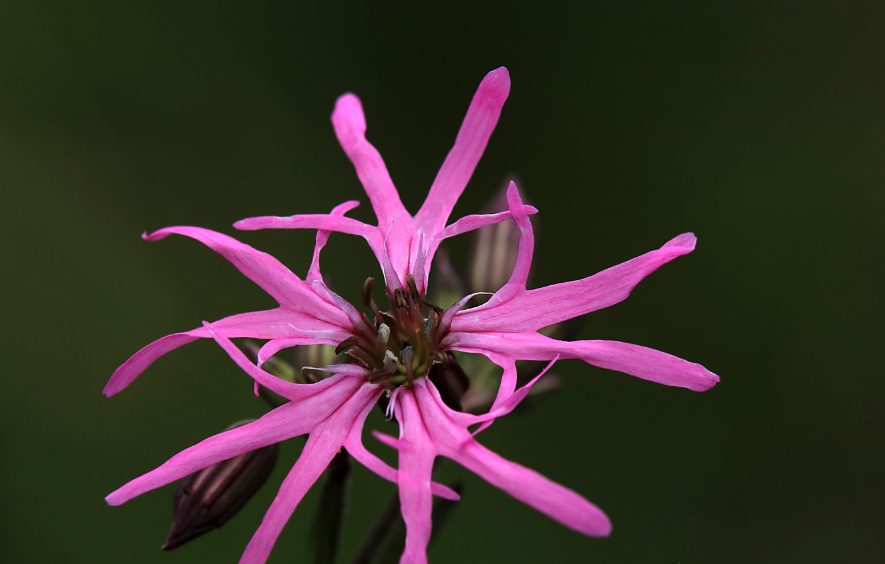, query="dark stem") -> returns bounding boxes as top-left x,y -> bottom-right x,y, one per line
309,448 -> 351,564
